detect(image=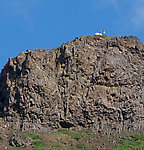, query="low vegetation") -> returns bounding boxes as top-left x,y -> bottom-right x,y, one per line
21,132 -> 47,150
21,132 -> 42,140
76,142 -> 92,150
6,130 -> 144,150
112,132 -> 144,150
48,144 -> 62,150
57,129 -> 84,140
11,147 -> 24,150
32,140 -> 47,150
